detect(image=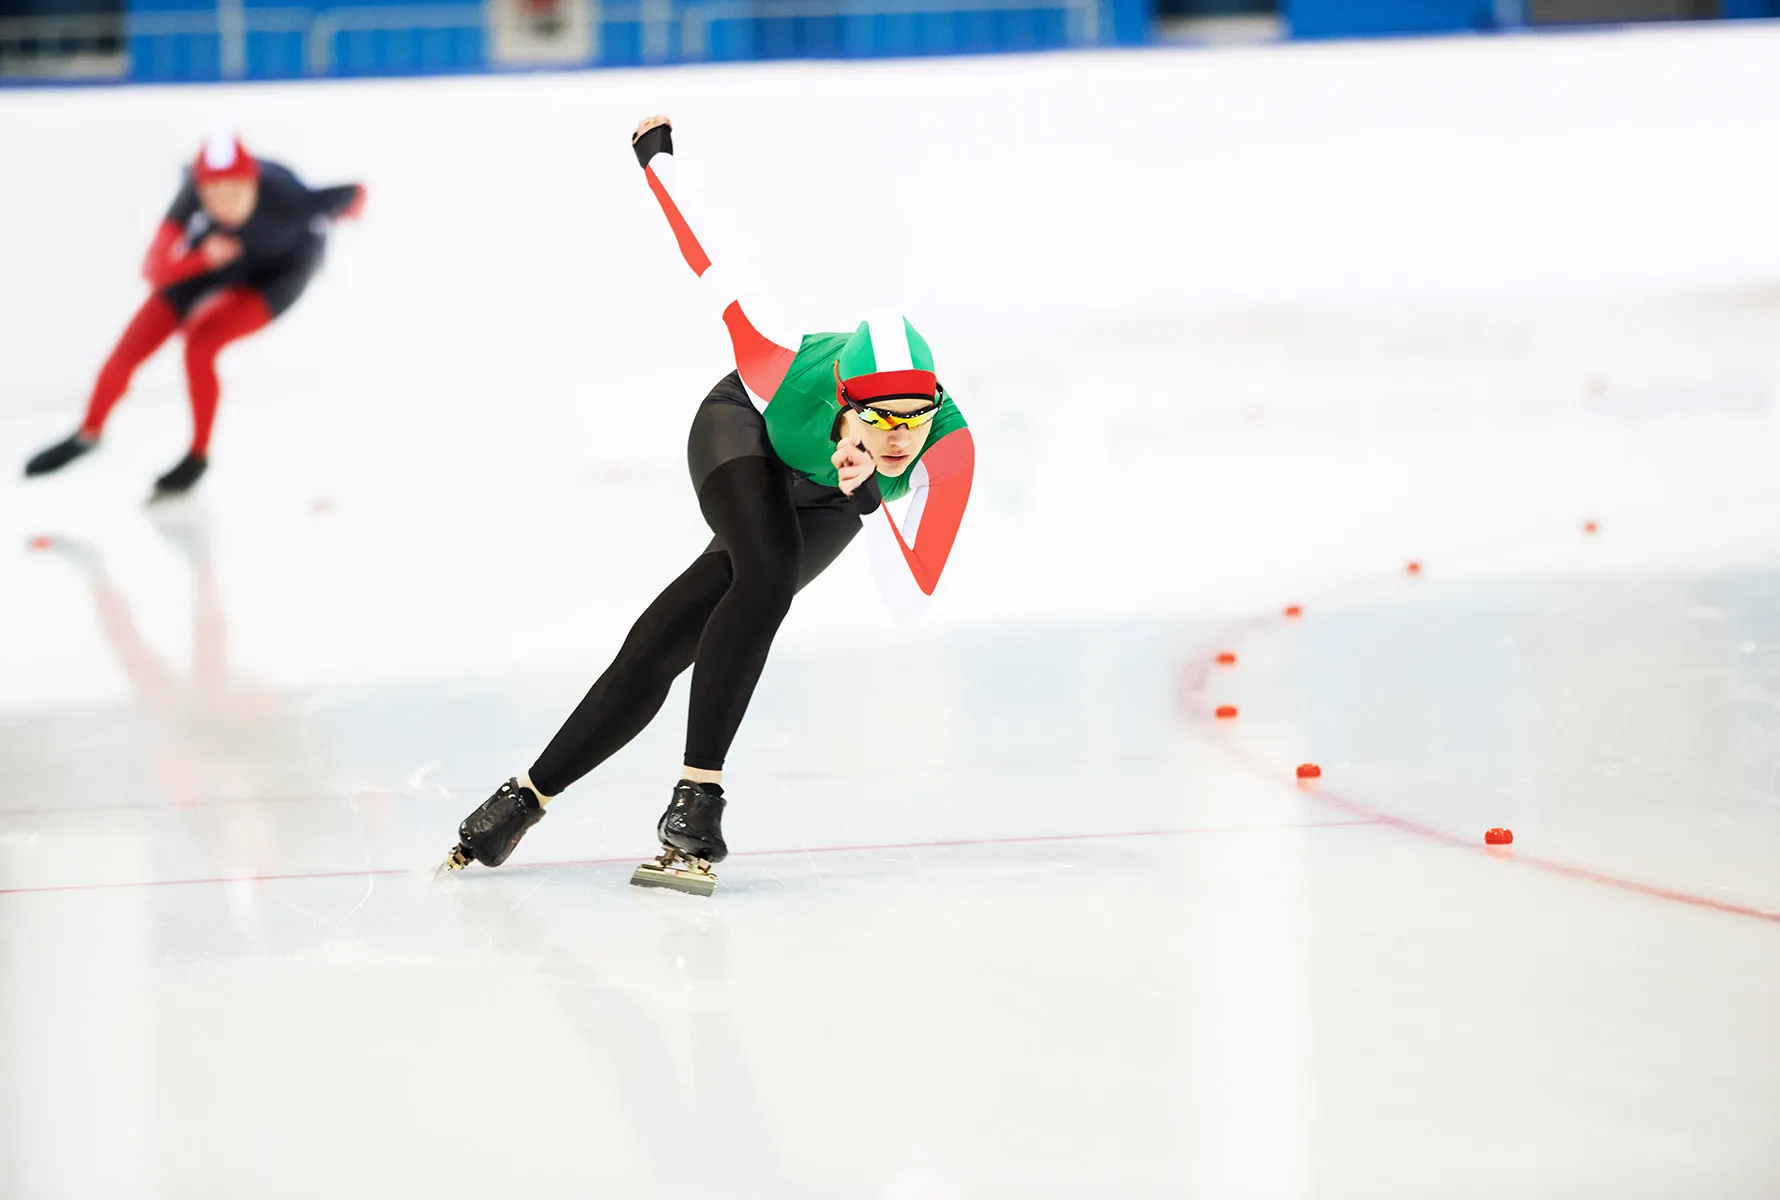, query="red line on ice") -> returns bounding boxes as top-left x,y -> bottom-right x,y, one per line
0,817 -> 1374,897
1181,600 -> 1780,929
